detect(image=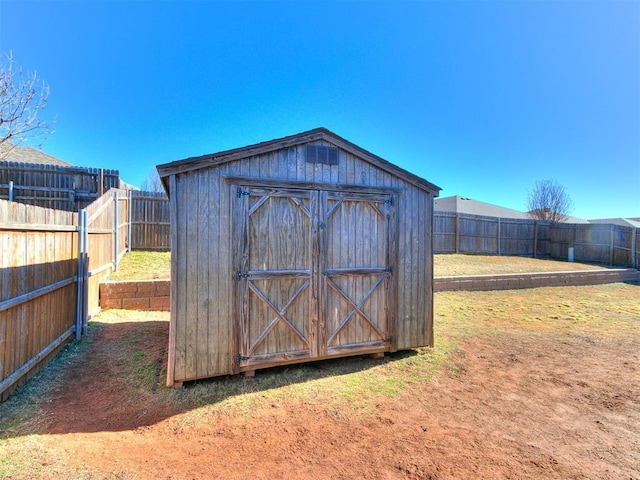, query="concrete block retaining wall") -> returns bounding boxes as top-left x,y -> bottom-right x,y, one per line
99,269 -> 639,312
100,280 -> 170,311
434,269 -> 640,292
